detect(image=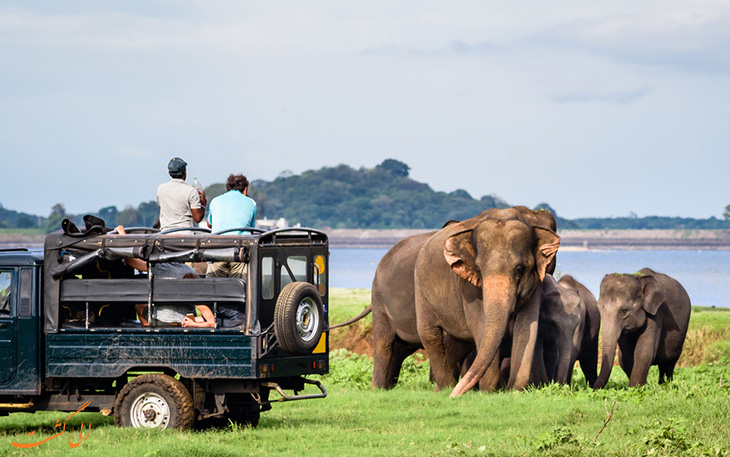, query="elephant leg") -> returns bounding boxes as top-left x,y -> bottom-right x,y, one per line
627,327 -> 659,387
499,356 -> 511,387
444,334 -> 475,383
477,352 -> 501,392
507,292 -> 541,390
372,311 -> 403,389
578,339 -> 599,387
657,360 -> 677,384
417,306 -> 456,390
617,334 -> 635,381
388,339 -> 419,386
531,337 -> 549,387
